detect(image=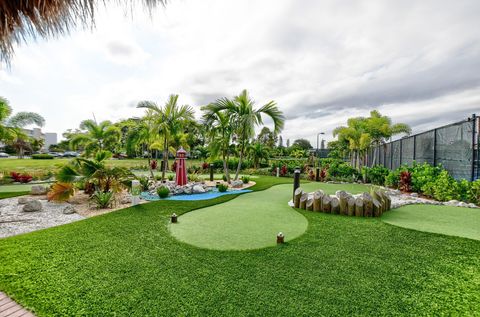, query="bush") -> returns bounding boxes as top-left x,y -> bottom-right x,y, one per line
32,154 -> 53,159
156,186 -> 170,198
410,162 -> 442,193
218,183 -> 228,192
202,162 -> 209,170
167,174 -> 174,181
423,170 -> 458,202
241,176 -> 250,184
92,191 -> 114,208
327,162 -> 359,181
10,172 -> 33,183
399,170 -> 412,192
210,159 -> 253,170
361,165 -> 389,185
150,160 -> 157,170
138,177 -> 149,191
470,180 -> 480,204
385,169 -> 401,188
222,175 -> 228,182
